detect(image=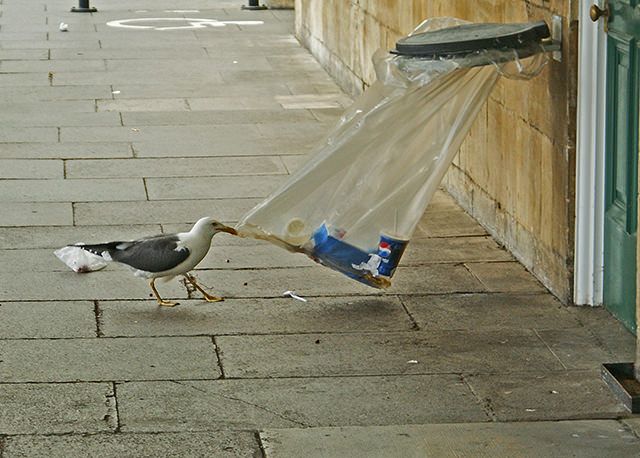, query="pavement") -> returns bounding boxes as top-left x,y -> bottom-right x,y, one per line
0,0 -> 639,456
